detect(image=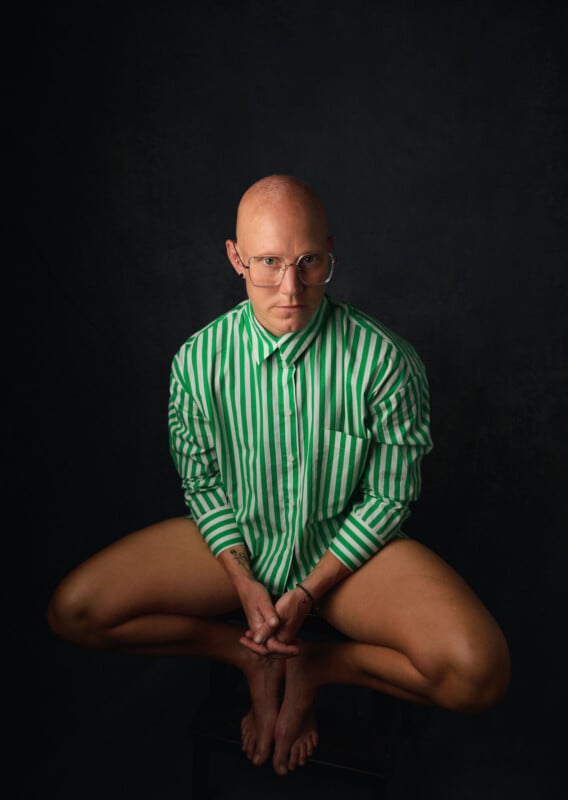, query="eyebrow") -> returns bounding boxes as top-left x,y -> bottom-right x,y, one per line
250,248 -> 324,257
